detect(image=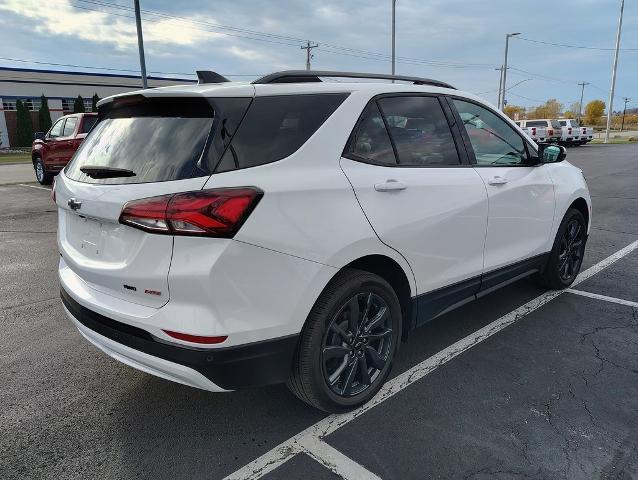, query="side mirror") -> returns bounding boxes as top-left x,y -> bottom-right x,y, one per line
541,144 -> 566,163
34,132 -> 46,140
